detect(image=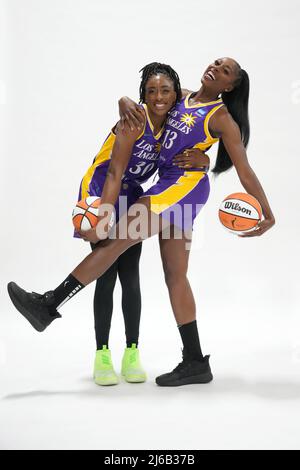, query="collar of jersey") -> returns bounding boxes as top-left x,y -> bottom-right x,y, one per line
184,93 -> 223,109
142,104 -> 165,140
